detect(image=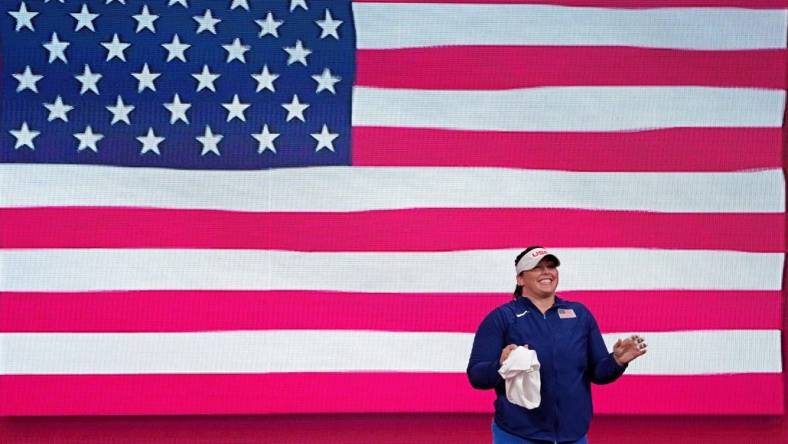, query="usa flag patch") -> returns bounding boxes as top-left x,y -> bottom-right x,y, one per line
558,308 -> 577,319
